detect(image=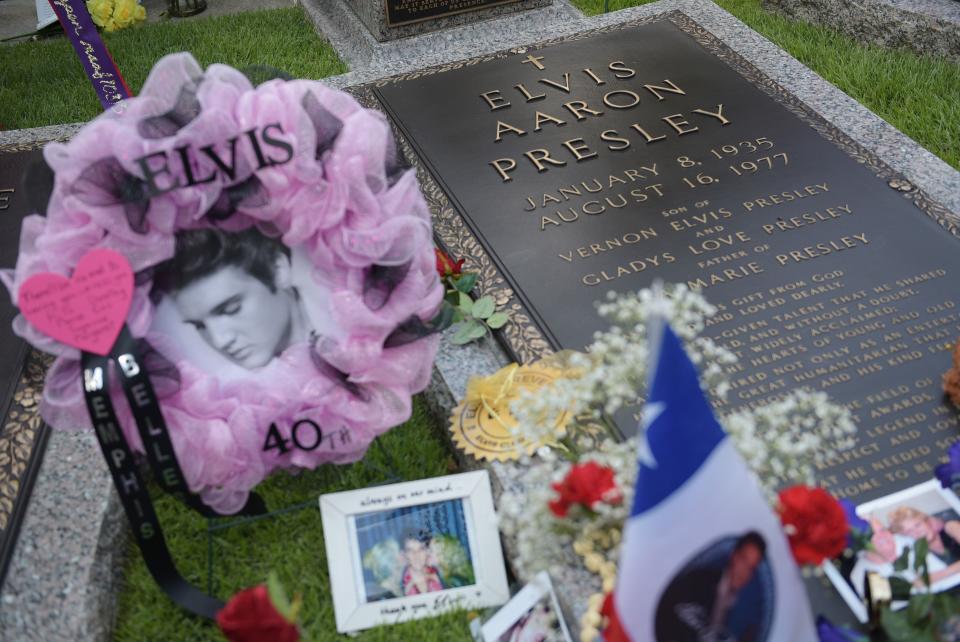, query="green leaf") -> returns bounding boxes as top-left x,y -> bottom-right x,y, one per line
466,323 -> 487,340
454,272 -> 478,293
931,593 -> 960,623
472,296 -> 495,319
451,321 -> 486,345
894,546 -> 911,572
907,593 -> 933,624
914,537 -> 929,573
486,311 -> 509,329
889,576 -> 914,601
457,292 -> 473,315
267,571 -> 292,620
881,607 -> 935,642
